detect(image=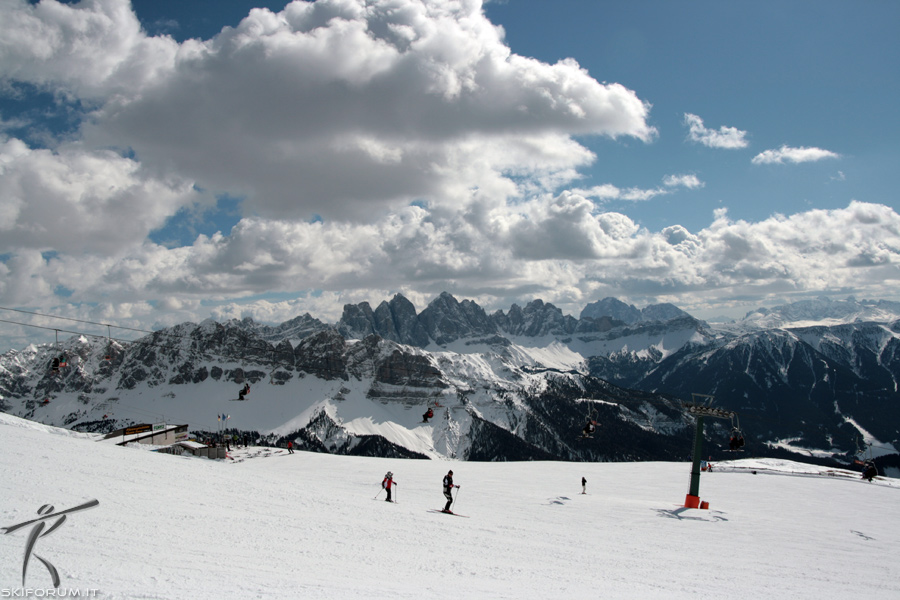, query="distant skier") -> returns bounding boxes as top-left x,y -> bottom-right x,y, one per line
581,477 -> 587,494
442,470 -> 459,513
422,407 -> 434,422
287,440 -> 294,454
238,383 -> 250,401
382,471 -> 397,502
